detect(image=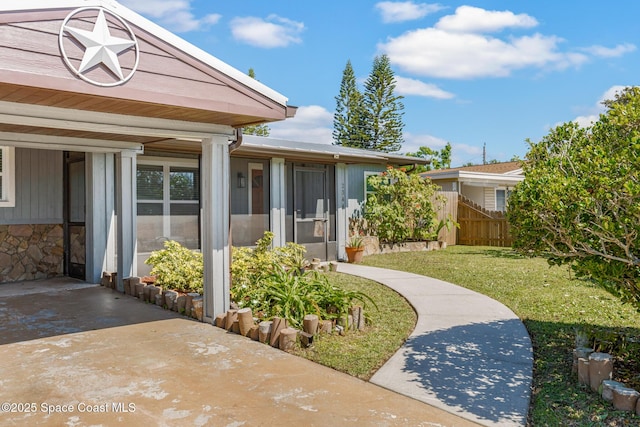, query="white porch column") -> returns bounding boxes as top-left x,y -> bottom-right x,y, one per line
336,163 -> 348,261
270,157 -> 286,247
201,136 -> 230,322
85,153 -> 115,284
116,150 -> 137,292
